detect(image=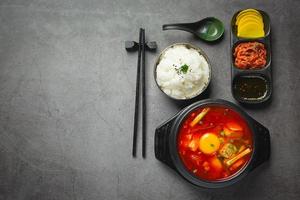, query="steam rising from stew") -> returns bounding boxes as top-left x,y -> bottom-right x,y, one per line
177,105 -> 253,181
